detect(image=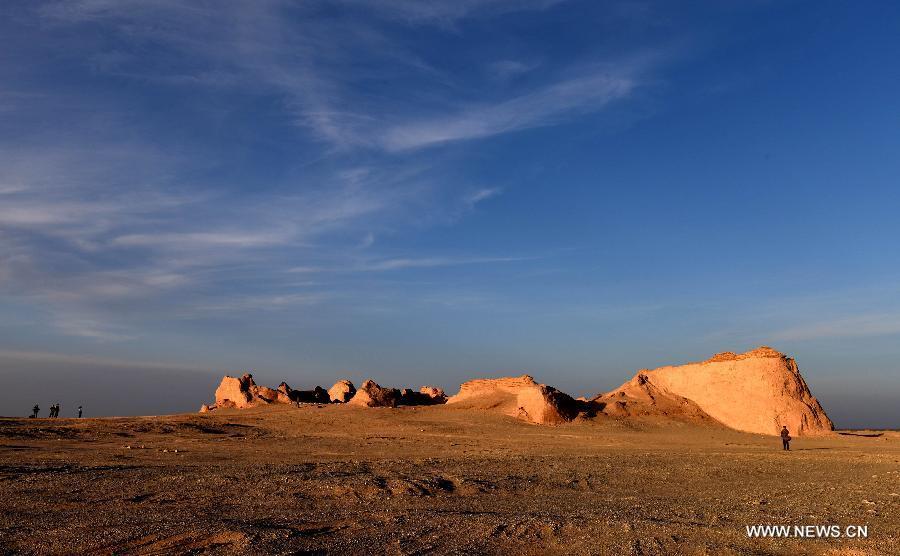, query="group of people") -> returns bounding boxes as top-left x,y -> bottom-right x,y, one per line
30,404 -> 82,419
